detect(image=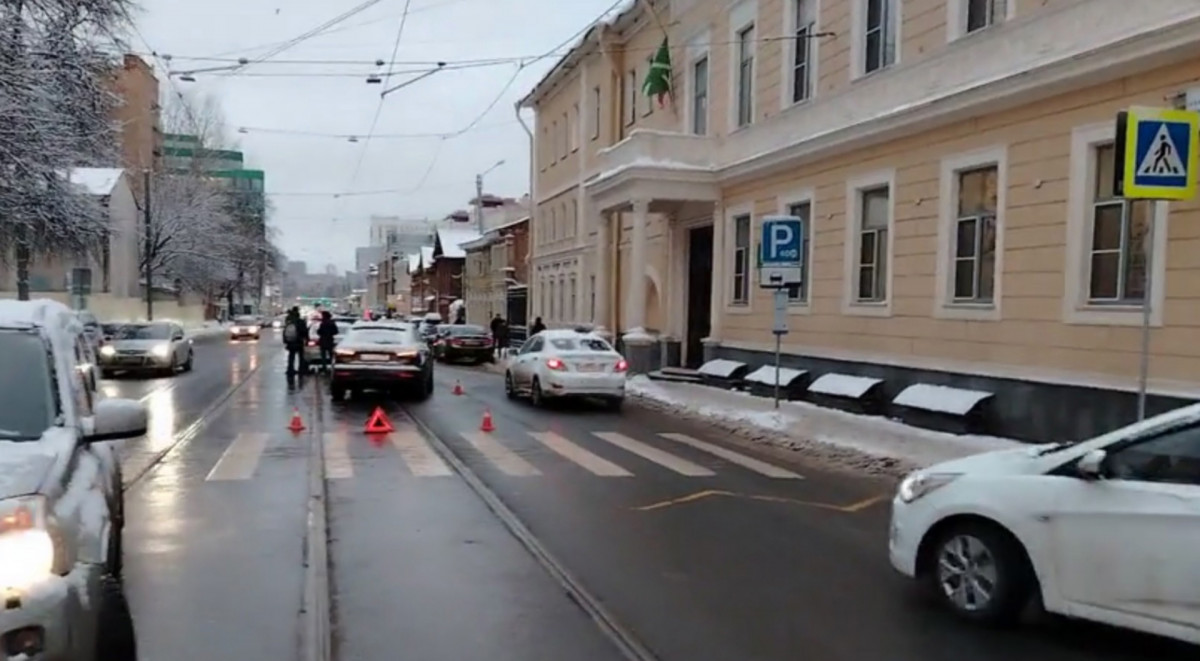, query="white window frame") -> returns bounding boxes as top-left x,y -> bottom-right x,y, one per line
591,86 -> 601,140
842,169 -> 895,316
783,0 -> 820,108
934,146 -> 1007,320
947,0 -> 1013,42
724,202 -> 755,313
777,190 -> 815,315
727,0 -> 758,133
569,103 -> 580,152
1063,122 -> 1168,327
683,30 -> 710,136
850,0 -> 900,79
